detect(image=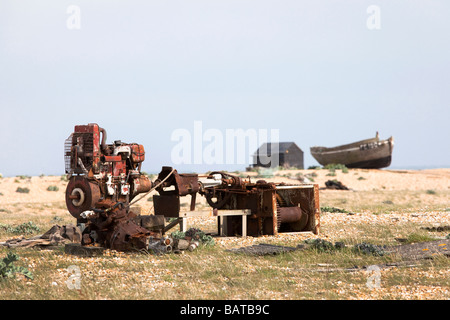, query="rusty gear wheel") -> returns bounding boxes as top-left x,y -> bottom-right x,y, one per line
276,200 -> 281,232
